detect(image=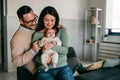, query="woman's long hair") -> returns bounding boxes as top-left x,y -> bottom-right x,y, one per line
36,6 -> 59,33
